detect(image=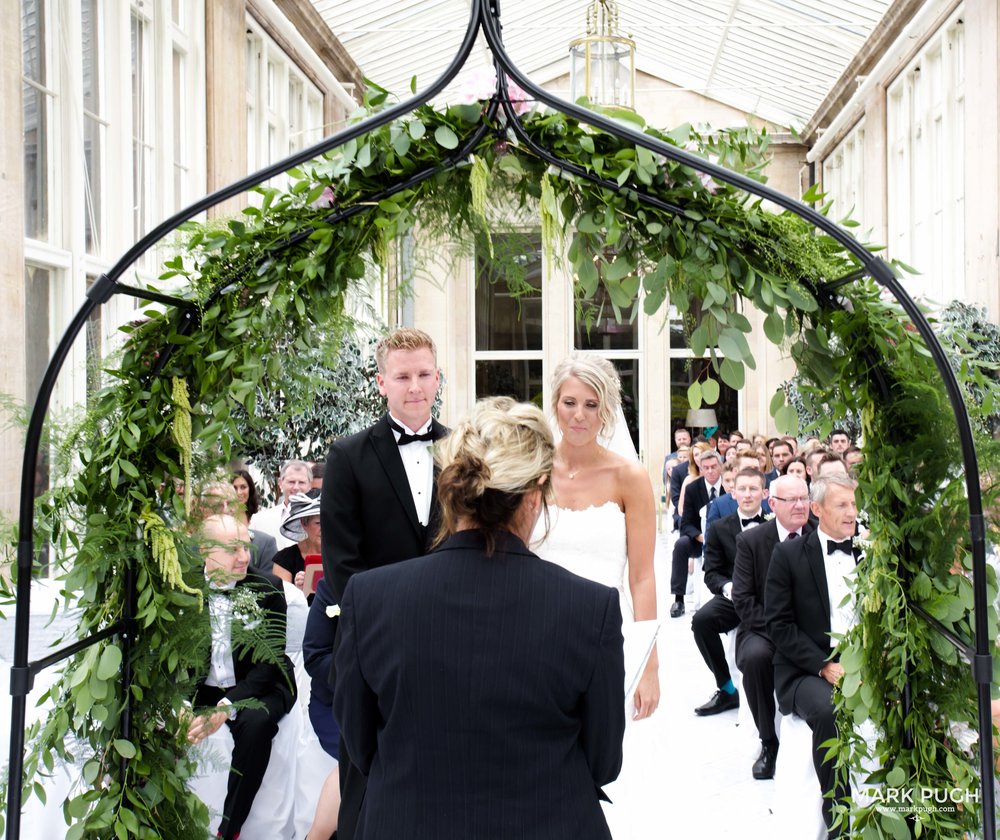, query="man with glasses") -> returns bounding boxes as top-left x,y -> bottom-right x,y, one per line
731,475 -> 813,780
251,459 -> 314,550
670,449 -> 724,617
